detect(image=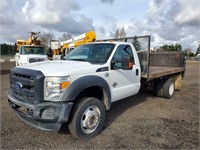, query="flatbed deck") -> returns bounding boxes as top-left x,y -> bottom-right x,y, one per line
147,66 -> 185,79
